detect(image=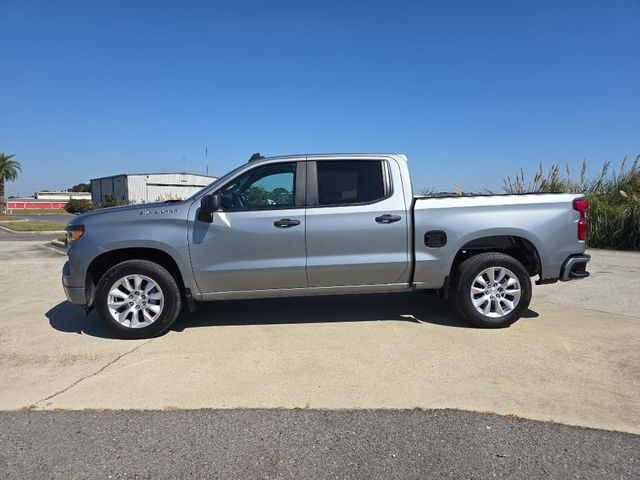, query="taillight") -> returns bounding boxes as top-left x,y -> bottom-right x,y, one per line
573,198 -> 588,241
